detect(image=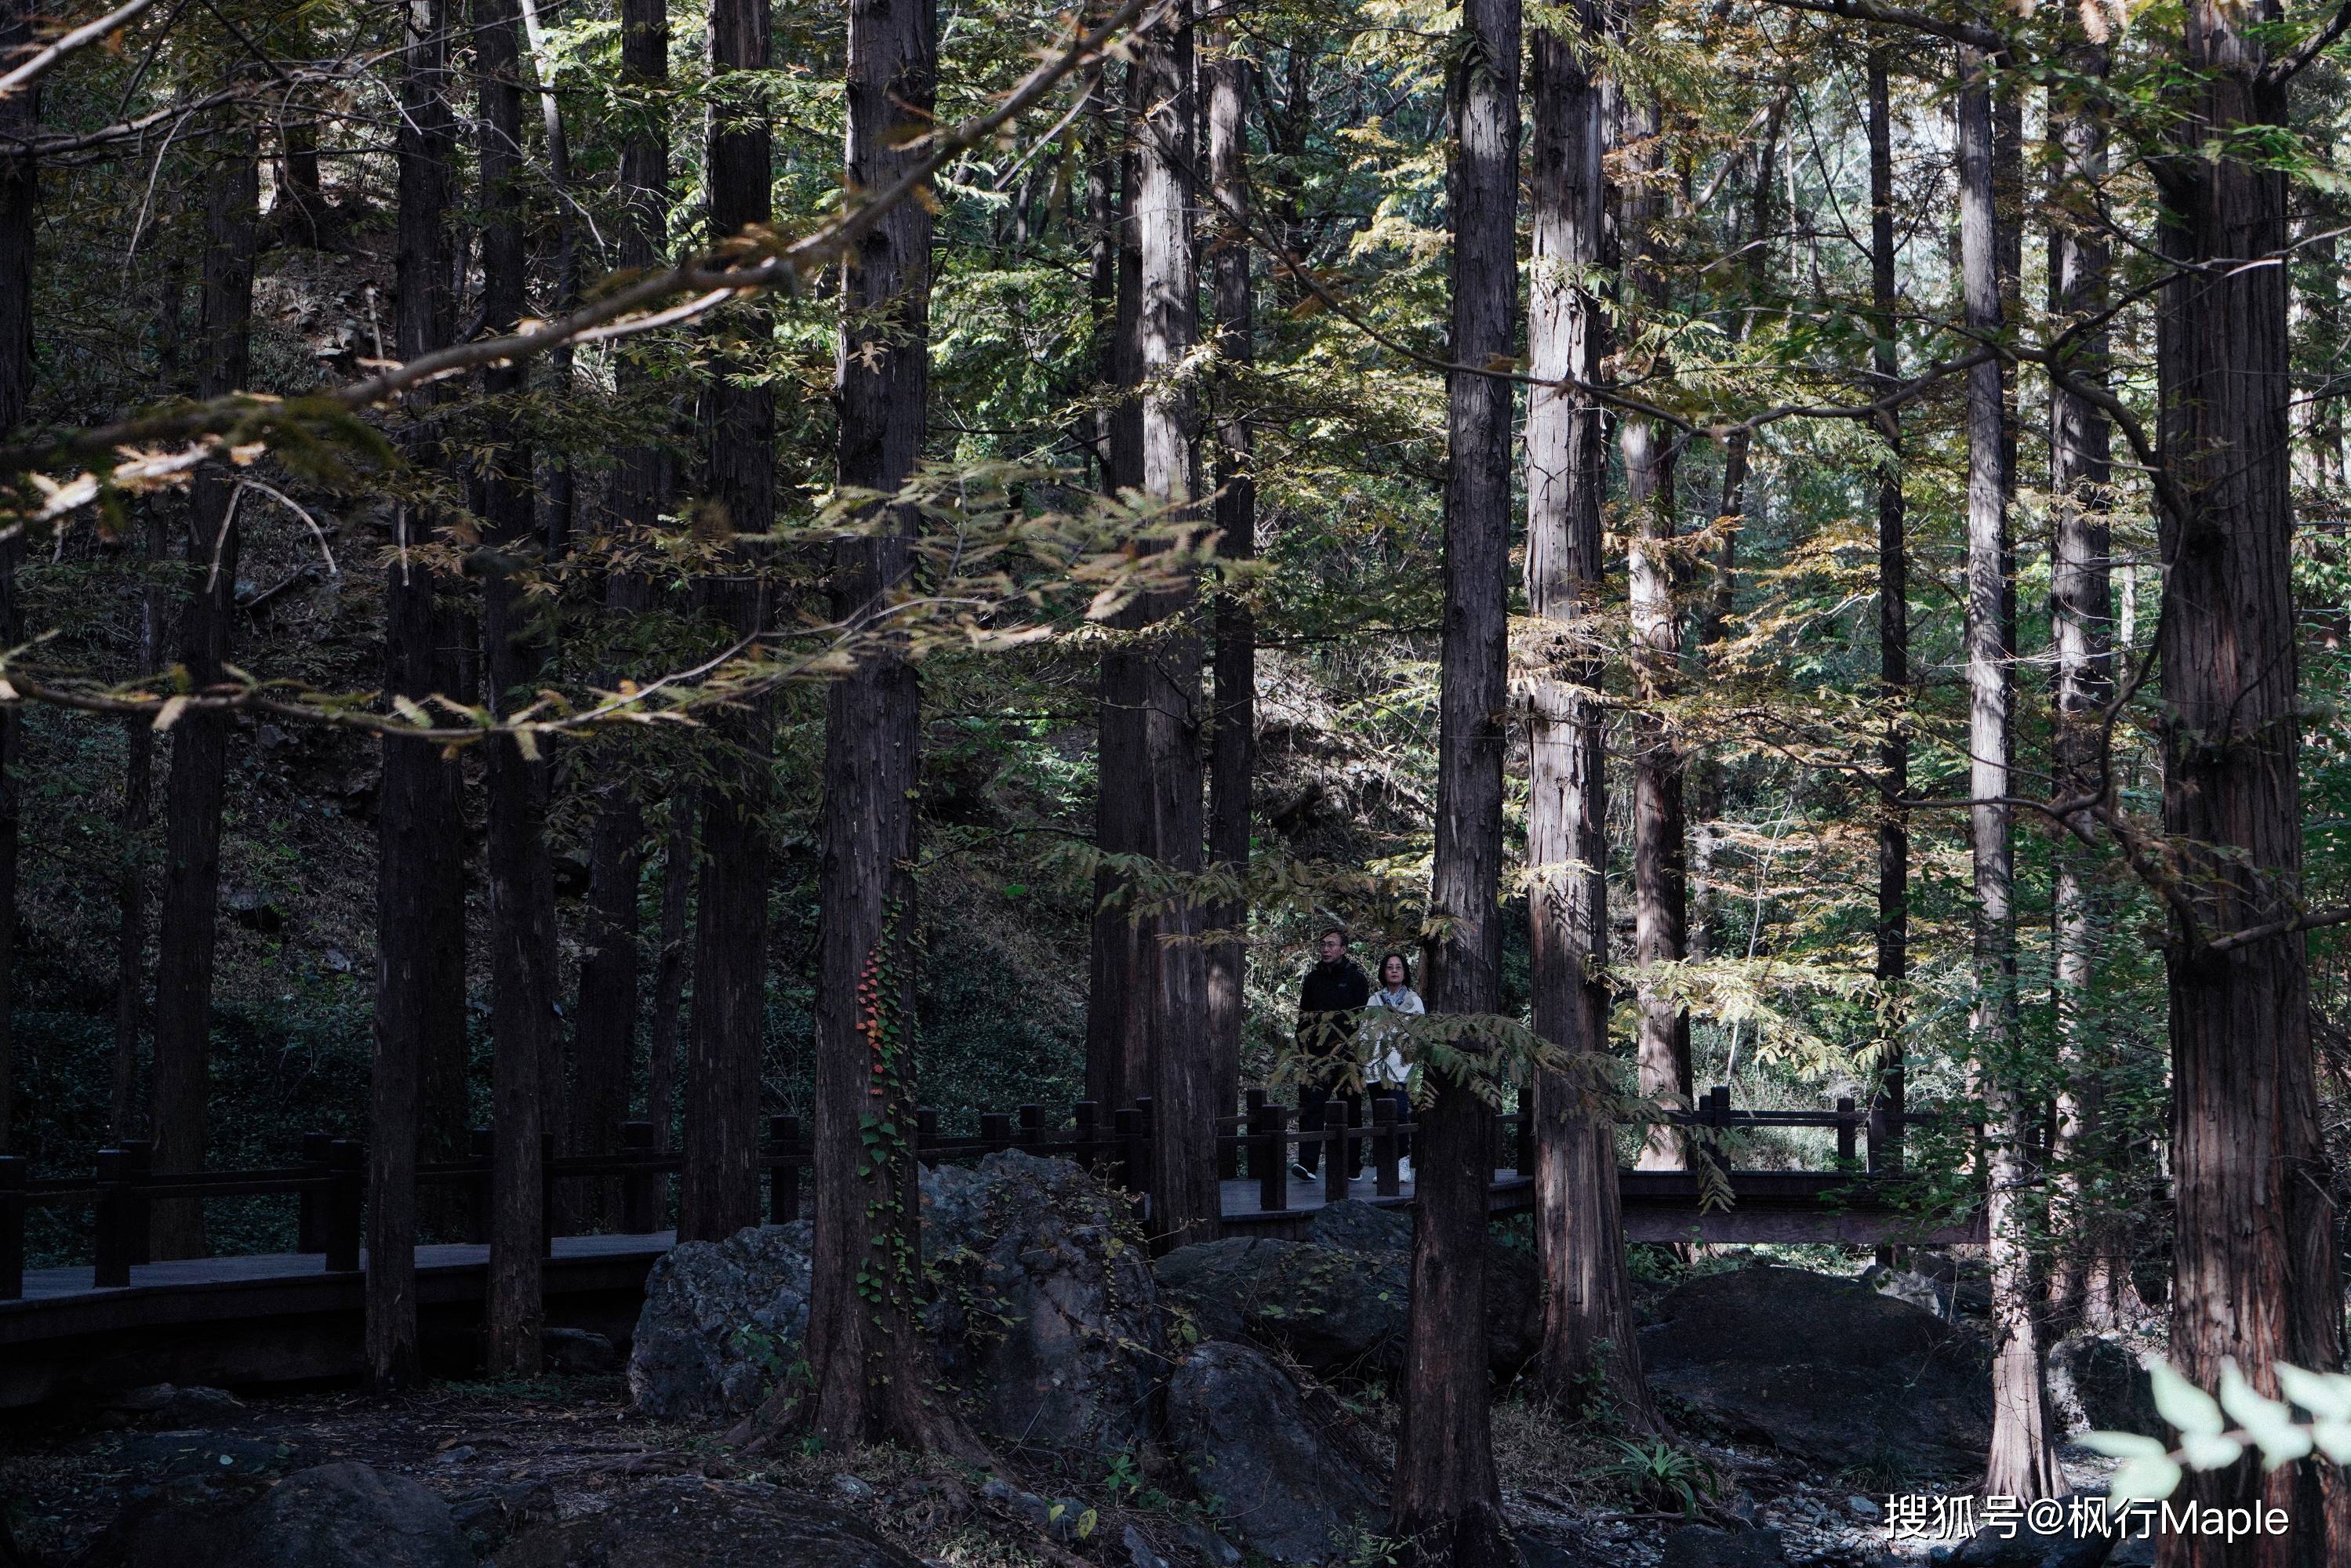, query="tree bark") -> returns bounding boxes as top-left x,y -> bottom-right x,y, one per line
1620,85 -> 1690,1174
1202,13 -> 1255,1155
368,0 -> 465,1392
476,0 -> 555,1377
1958,49 -> 2062,1504
113,494 -> 166,1139
649,798 -> 693,1162
807,0 -> 962,1446
1085,65 -> 1150,1120
1525,0 -> 1659,1436
1866,47 -> 1908,1179
0,0 -> 31,1156
2153,2 -> 2351,1557
2044,44 -> 2120,1330
681,0 -> 777,1244
149,138 -> 258,1258
1395,0 -> 1517,1554
1133,0 -> 1219,1251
